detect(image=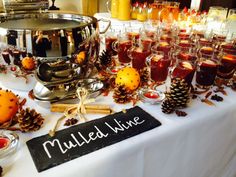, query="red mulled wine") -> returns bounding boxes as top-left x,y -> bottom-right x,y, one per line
13,50 -> 21,65
199,38 -> 213,46
21,50 -> 27,58
131,47 -> 151,70
117,41 -> 132,64
154,41 -> 171,57
2,51 -> 11,65
196,59 -> 218,88
150,55 -> 170,84
178,32 -> 190,40
217,54 -> 236,79
105,36 -> 117,55
127,32 -> 140,42
172,61 -> 195,85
